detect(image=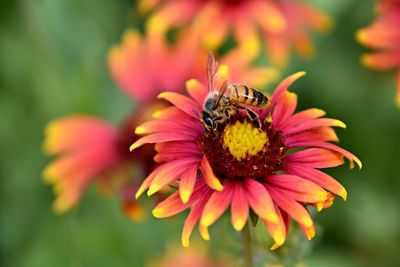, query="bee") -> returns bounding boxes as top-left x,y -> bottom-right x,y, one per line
200,52 -> 269,133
